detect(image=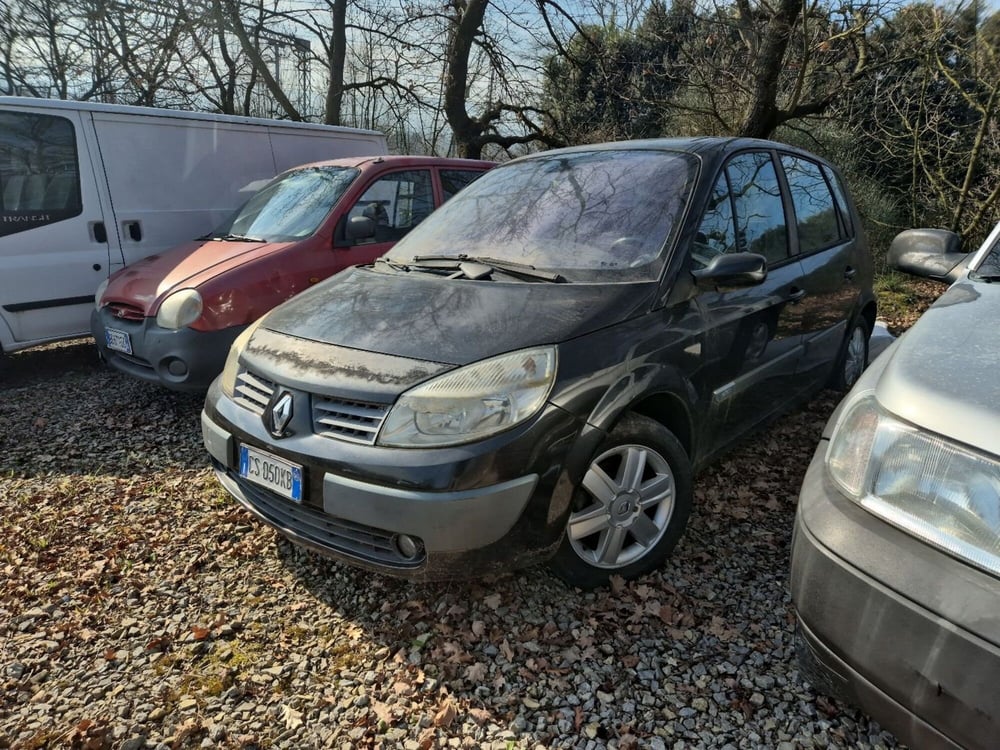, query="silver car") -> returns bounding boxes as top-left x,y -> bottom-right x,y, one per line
790,224 -> 1000,748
